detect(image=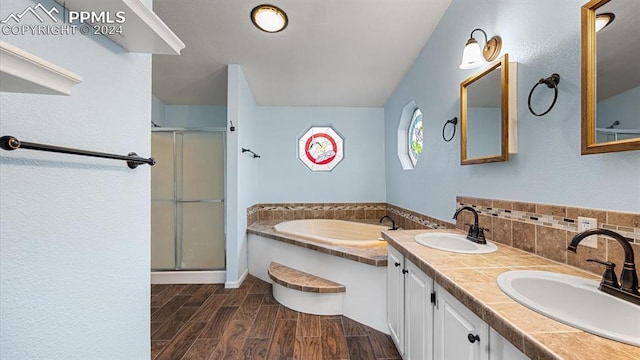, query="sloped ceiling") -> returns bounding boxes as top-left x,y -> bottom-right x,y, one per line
152,0 -> 452,106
